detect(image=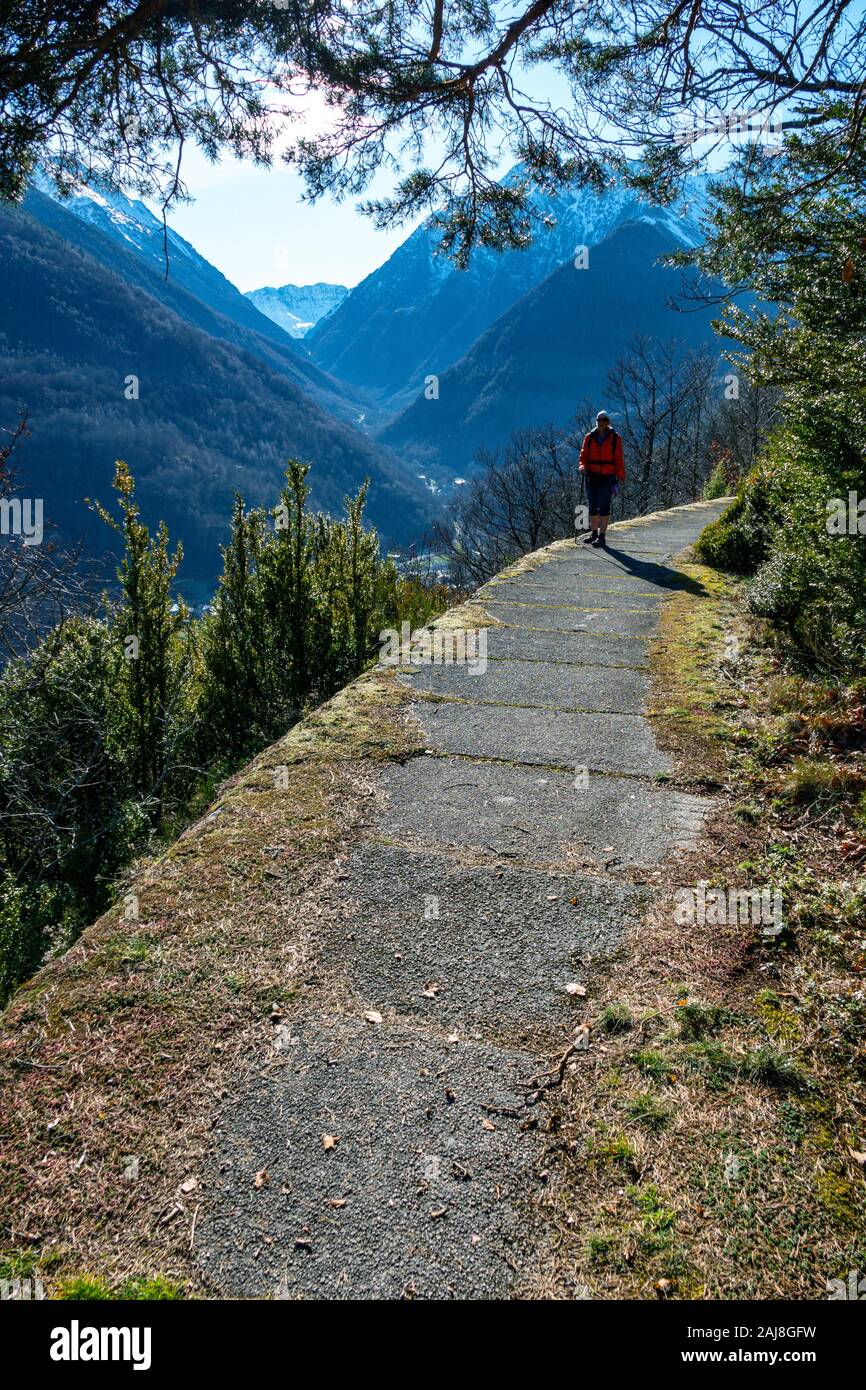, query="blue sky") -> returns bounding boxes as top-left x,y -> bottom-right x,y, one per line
159,143 -> 425,293
149,55 -> 564,294
150,51 -> 783,297
139,1 -> 866,297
